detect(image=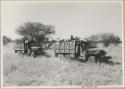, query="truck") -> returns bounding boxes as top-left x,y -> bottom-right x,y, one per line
14,40 -> 42,58
54,39 -> 111,63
